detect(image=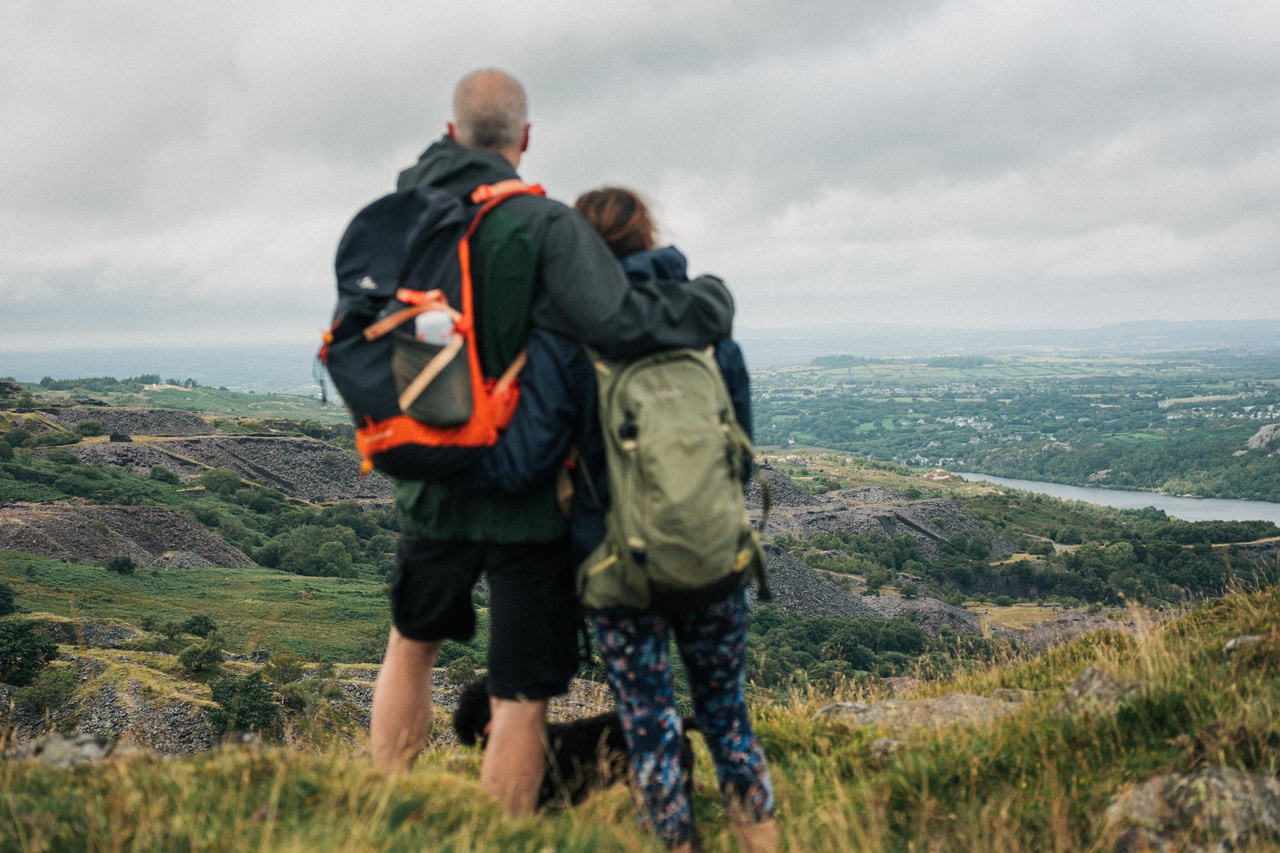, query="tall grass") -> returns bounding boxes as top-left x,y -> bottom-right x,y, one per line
4,585 -> 1279,851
